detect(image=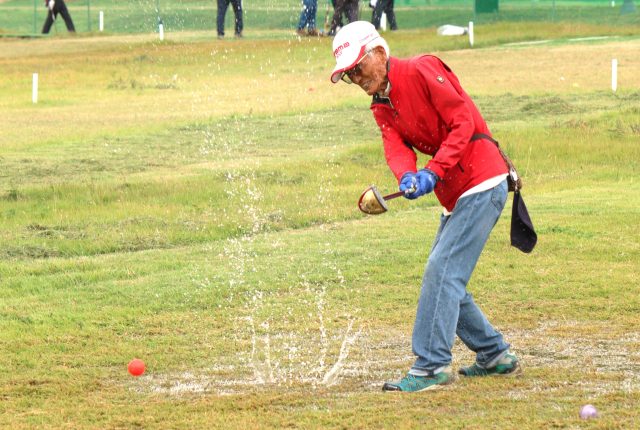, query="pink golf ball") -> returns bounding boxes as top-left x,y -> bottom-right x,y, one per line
580,404 -> 598,419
